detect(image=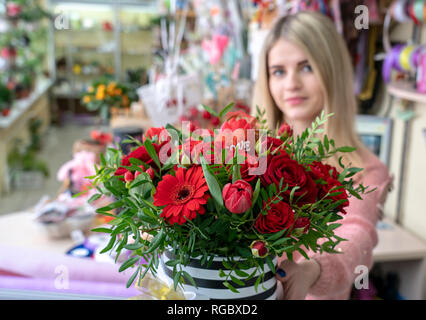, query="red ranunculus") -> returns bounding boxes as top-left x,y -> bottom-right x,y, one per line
255,200 -> 294,234
222,180 -> 253,214
153,166 -> 210,225
261,154 -> 318,205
